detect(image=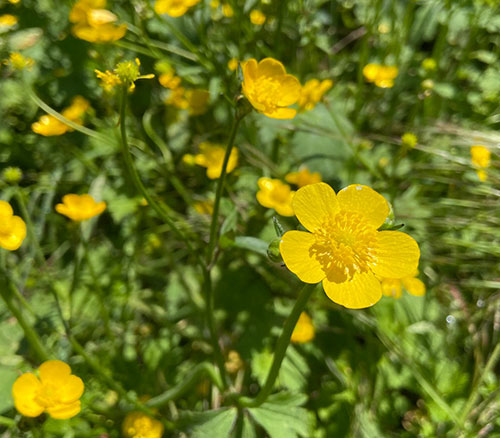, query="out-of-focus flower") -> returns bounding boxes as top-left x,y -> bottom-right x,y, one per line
471,145 -> 491,182
154,0 -> 201,17
279,183 -> 420,309
225,350 -> 244,373
95,58 -> 154,92
363,63 -> 398,88
222,3 -> 233,17
185,89 -> 210,115
158,70 -> 181,89
250,10 -> 266,25
298,78 -> 333,112
182,153 -> 196,165
381,271 -> 425,299
401,132 -> 417,148
55,194 -> 106,221
2,167 -> 22,184
9,0 -> 21,3
378,157 -> 389,167
291,312 -> 315,343
166,86 -> 188,109
12,360 -> 84,419
0,200 -> 26,251
256,177 -> 295,216
69,0 -> 127,43
0,14 -> 18,29
122,412 -> 164,438
210,0 -> 220,8
241,58 -> 301,119
421,58 -> 437,71
5,52 -> 34,70
285,166 -> 322,188
377,22 -> 390,34
421,79 -> 434,90
227,58 -> 239,72
61,96 -> 90,121
193,200 -> 214,215
193,142 -> 238,179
